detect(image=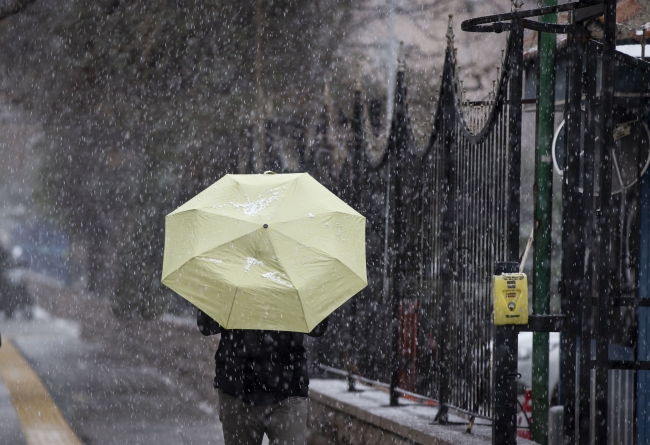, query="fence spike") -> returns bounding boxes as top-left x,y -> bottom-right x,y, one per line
642,32 -> 646,59
323,81 -> 332,108
354,64 -> 362,93
265,96 -> 275,118
446,14 -> 455,48
398,41 -> 405,71
511,0 -> 523,11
